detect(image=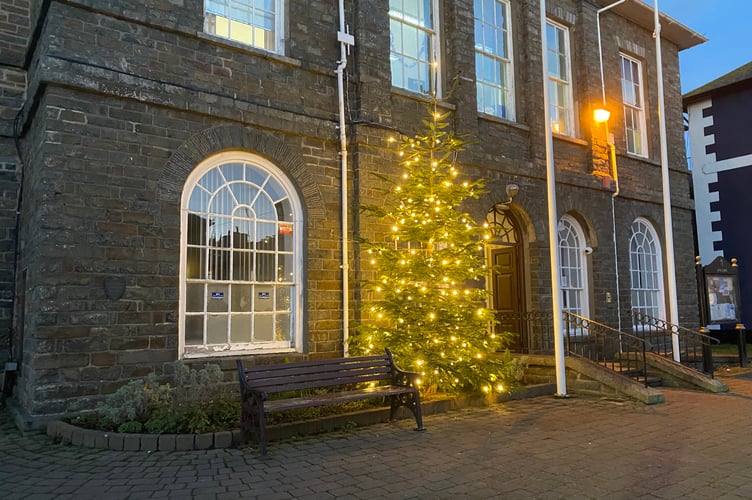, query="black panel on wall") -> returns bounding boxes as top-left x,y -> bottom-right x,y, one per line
712,88 -> 752,161
717,166 -> 752,325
